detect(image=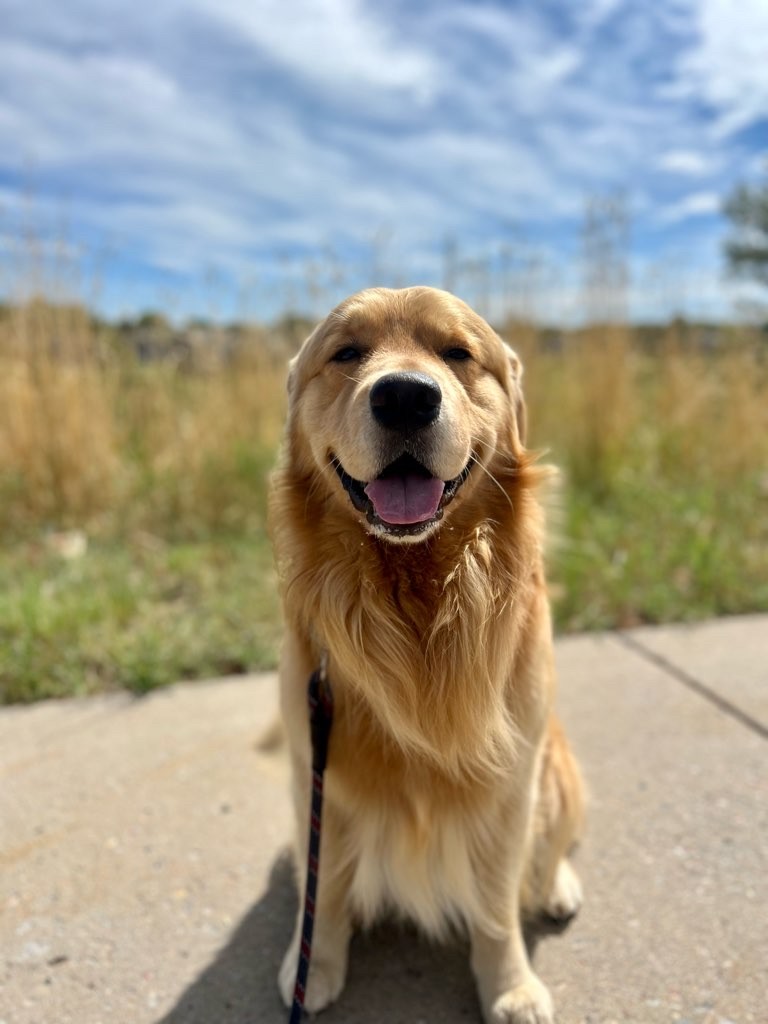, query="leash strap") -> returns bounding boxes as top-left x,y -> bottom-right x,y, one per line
289,666 -> 334,1023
